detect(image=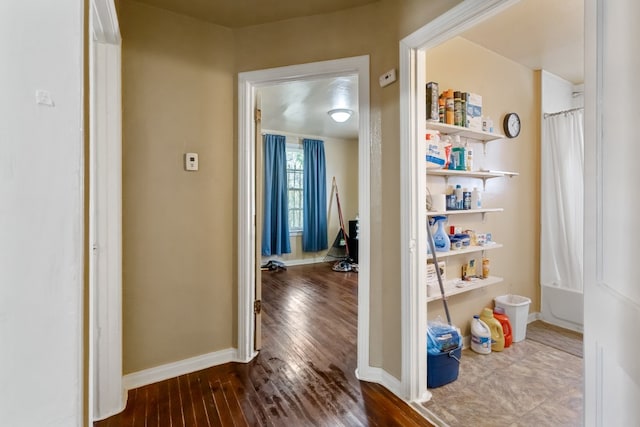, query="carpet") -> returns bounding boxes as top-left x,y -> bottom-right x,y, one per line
526,320 -> 583,358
